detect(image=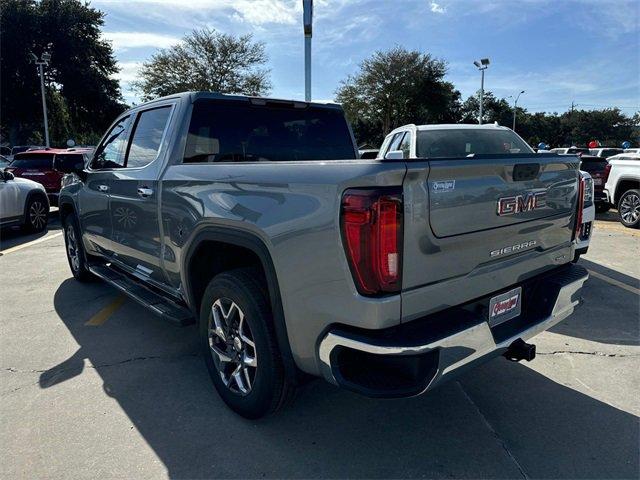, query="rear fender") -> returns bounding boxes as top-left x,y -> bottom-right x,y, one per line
181,227 -> 297,382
